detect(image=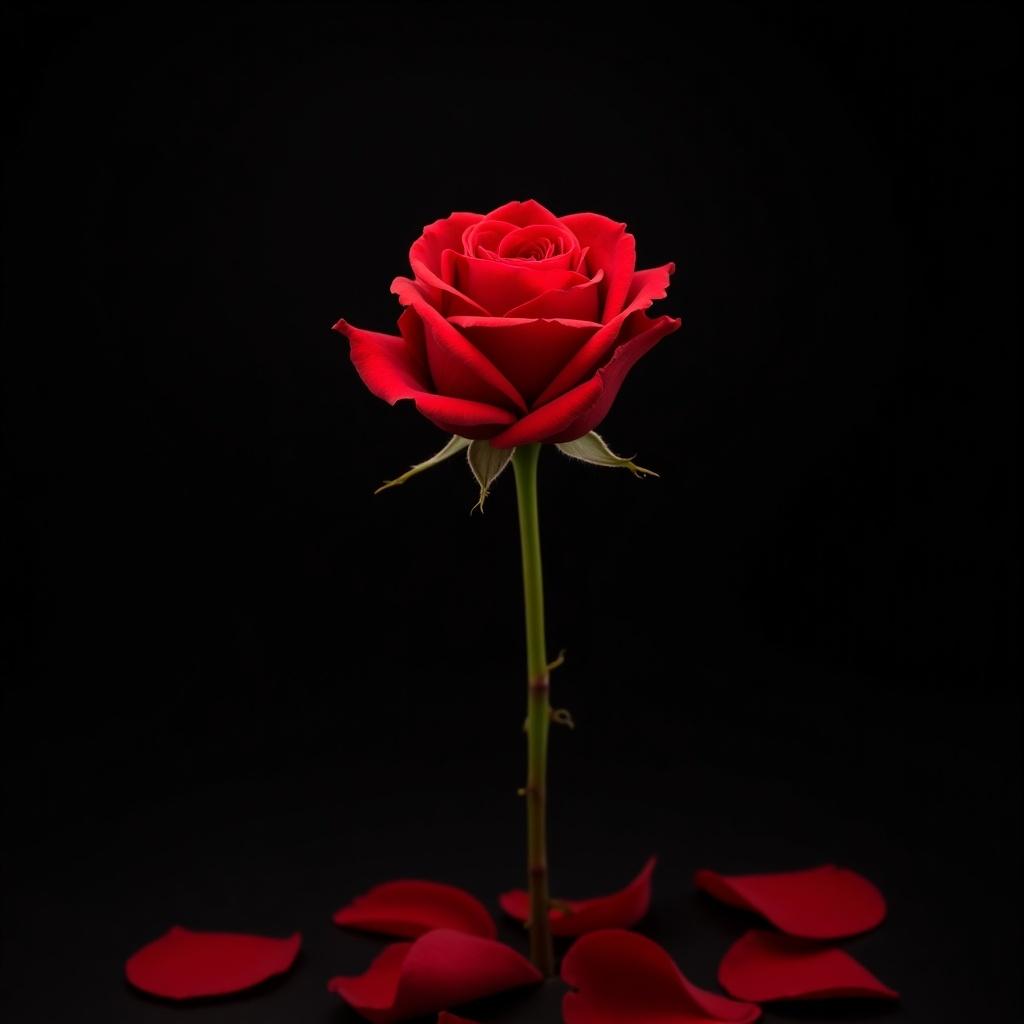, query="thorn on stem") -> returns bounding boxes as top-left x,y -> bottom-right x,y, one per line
551,708 -> 576,729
